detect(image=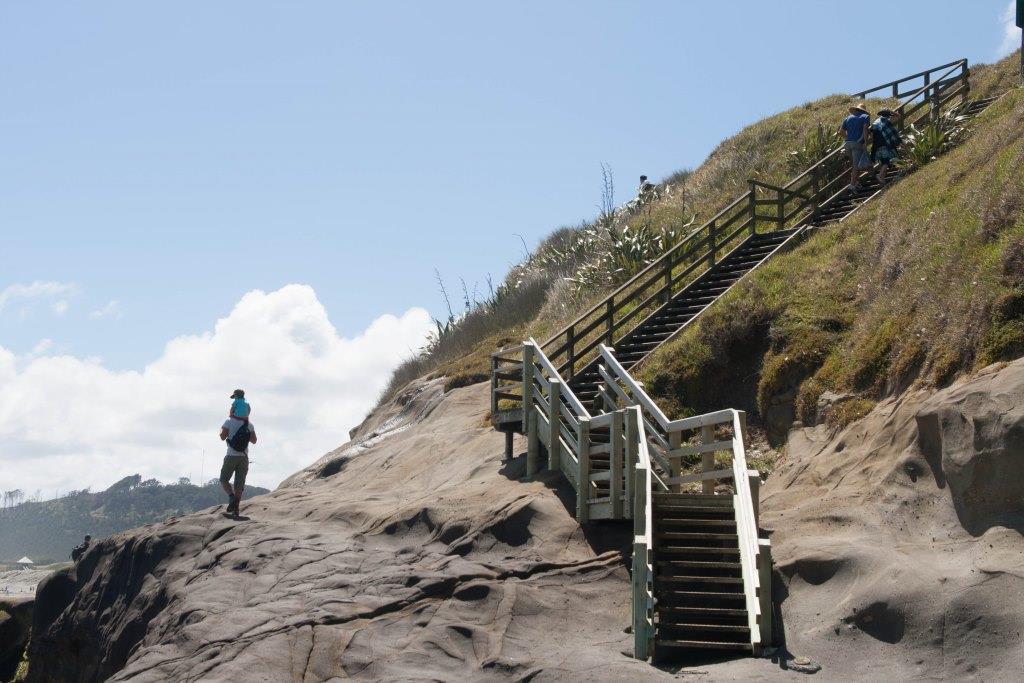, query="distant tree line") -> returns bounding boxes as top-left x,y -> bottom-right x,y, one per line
0,475 -> 269,562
